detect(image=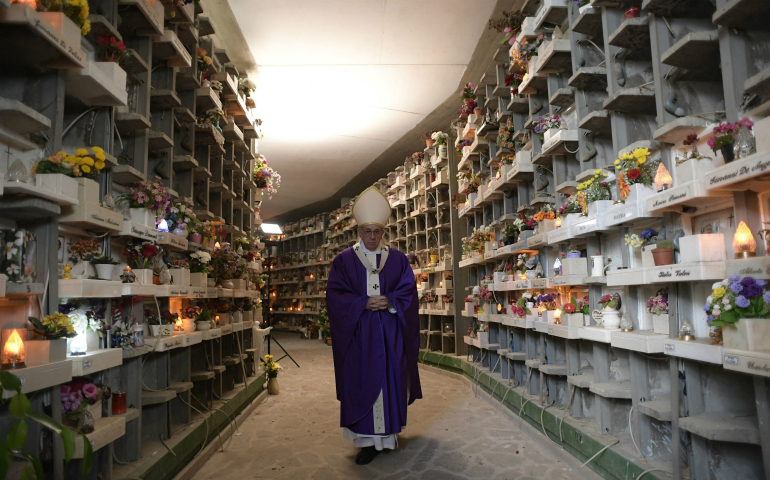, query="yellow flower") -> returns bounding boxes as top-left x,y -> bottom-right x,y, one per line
638,158 -> 646,165
91,146 -> 104,154
614,159 -> 620,165
713,287 -> 726,298
95,152 -> 106,161
75,148 -> 88,156
95,161 -> 105,170
594,169 -> 601,174
81,165 -> 91,174
57,151 -> 67,157
83,157 -> 94,166
65,155 -> 78,165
